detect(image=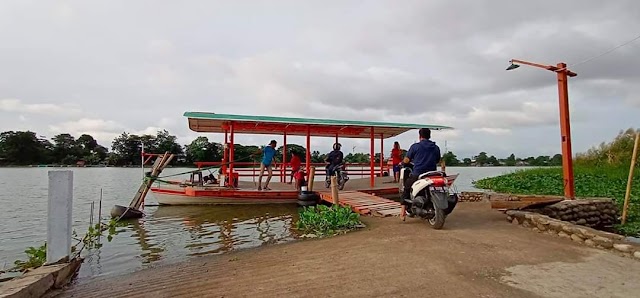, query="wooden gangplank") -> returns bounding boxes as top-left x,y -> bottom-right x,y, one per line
318,190 -> 403,217
129,152 -> 174,209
